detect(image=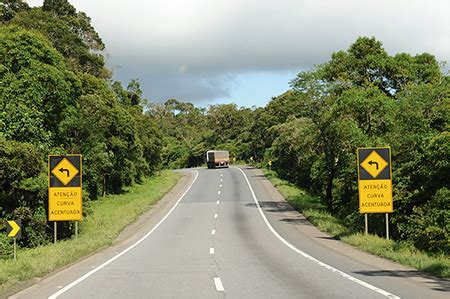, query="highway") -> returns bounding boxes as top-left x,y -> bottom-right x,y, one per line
12,167 -> 448,298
